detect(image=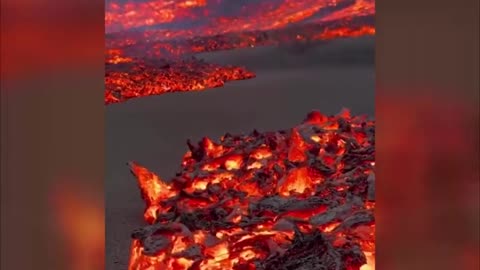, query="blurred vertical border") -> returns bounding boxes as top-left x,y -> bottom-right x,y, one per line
0,0 -> 105,269
376,0 -> 479,269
